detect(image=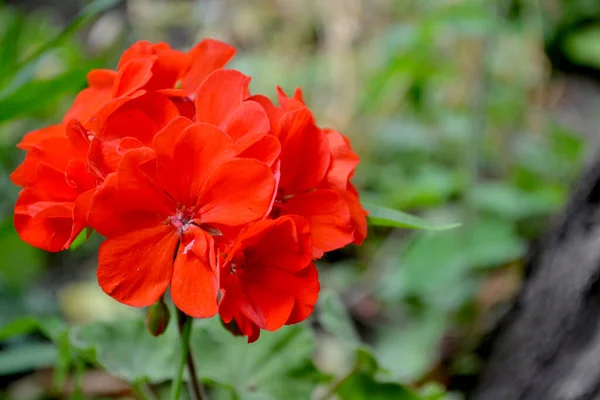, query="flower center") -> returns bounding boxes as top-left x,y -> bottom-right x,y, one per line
168,206 -> 196,235
229,252 -> 247,275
